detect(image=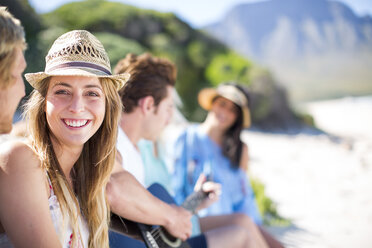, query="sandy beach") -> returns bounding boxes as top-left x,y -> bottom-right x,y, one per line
243,96 -> 372,248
